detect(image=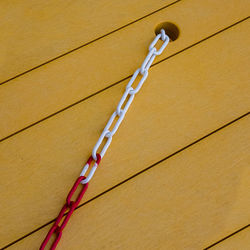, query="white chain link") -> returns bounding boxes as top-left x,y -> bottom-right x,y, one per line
81,29 -> 169,184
